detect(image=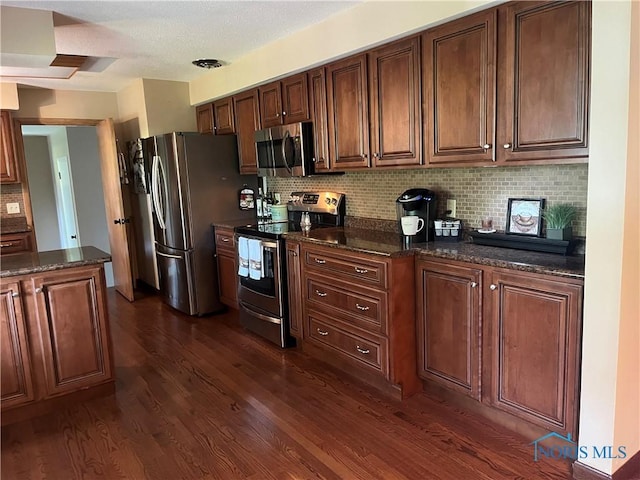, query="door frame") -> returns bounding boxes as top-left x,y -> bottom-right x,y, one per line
12,117 -> 135,301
